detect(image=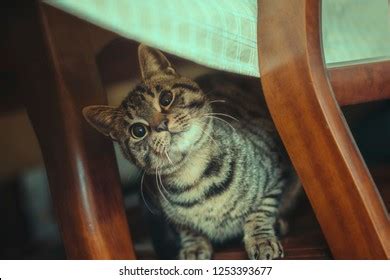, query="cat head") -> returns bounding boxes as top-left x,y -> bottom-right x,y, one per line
83,44 -> 212,174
